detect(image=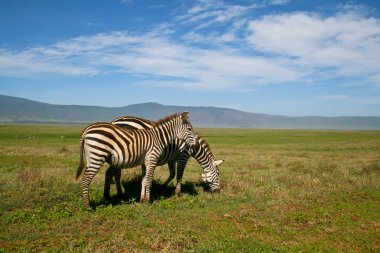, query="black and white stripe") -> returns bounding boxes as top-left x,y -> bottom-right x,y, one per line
106,115 -> 222,197
76,112 -> 196,208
